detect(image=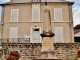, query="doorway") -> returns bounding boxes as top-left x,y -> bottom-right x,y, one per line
30,27 -> 41,43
